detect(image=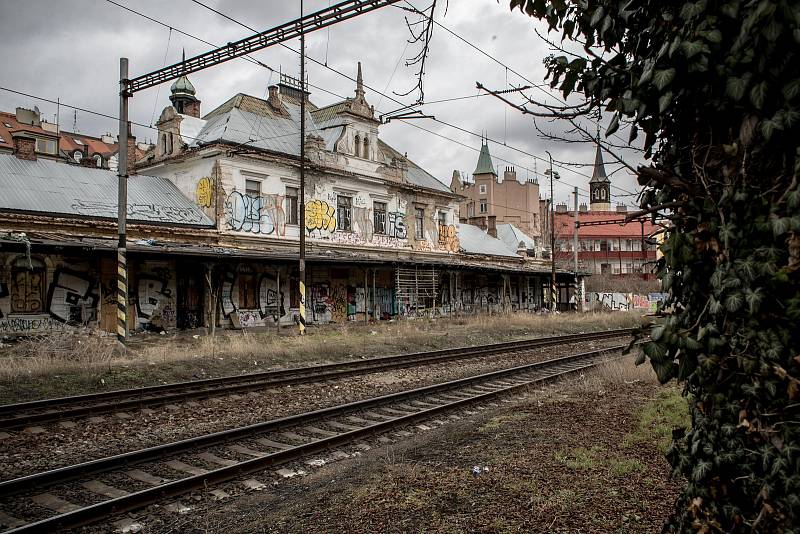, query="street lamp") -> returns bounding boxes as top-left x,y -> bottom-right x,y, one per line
544,152 -> 560,312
